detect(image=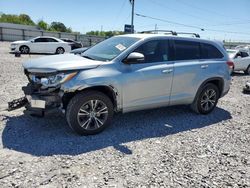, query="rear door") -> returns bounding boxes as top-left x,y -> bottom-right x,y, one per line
170,39 -> 203,105
46,38 -> 59,53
